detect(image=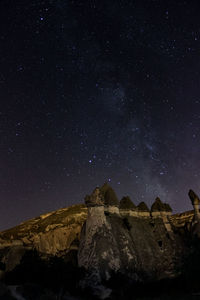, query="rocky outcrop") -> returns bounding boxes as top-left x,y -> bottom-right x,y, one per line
189,189 -> 200,221
119,196 -> 138,217
78,184 -> 184,297
1,185 -> 200,299
0,204 -> 87,272
170,190 -> 200,238
119,196 -> 136,210
188,189 -> 200,237
137,201 -> 150,217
